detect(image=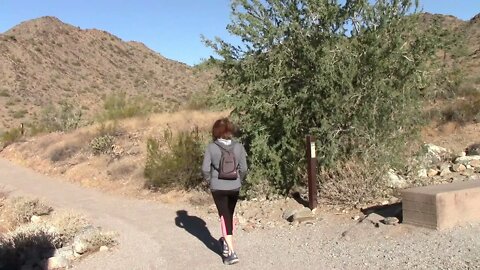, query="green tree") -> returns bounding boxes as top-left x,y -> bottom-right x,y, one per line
207,0 -> 440,200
